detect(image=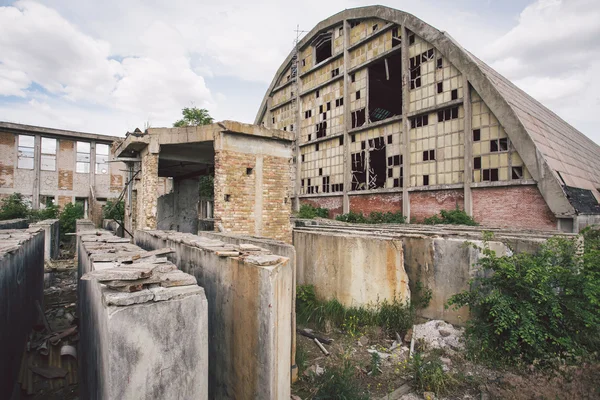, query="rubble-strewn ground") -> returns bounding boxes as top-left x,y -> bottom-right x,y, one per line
292,320 -> 600,400
19,256 -> 79,400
